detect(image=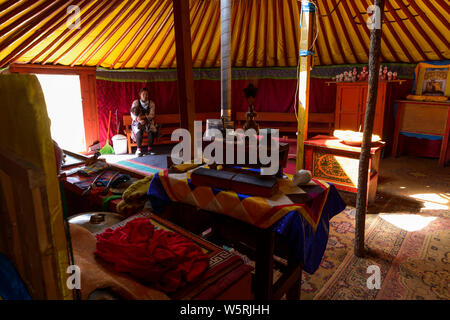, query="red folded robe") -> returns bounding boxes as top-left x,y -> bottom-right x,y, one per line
95,218 -> 210,292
